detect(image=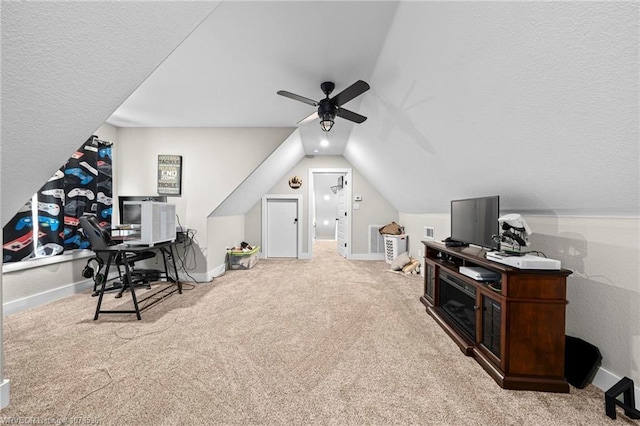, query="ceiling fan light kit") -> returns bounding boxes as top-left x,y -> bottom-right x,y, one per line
320,117 -> 334,131
278,80 -> 370,132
